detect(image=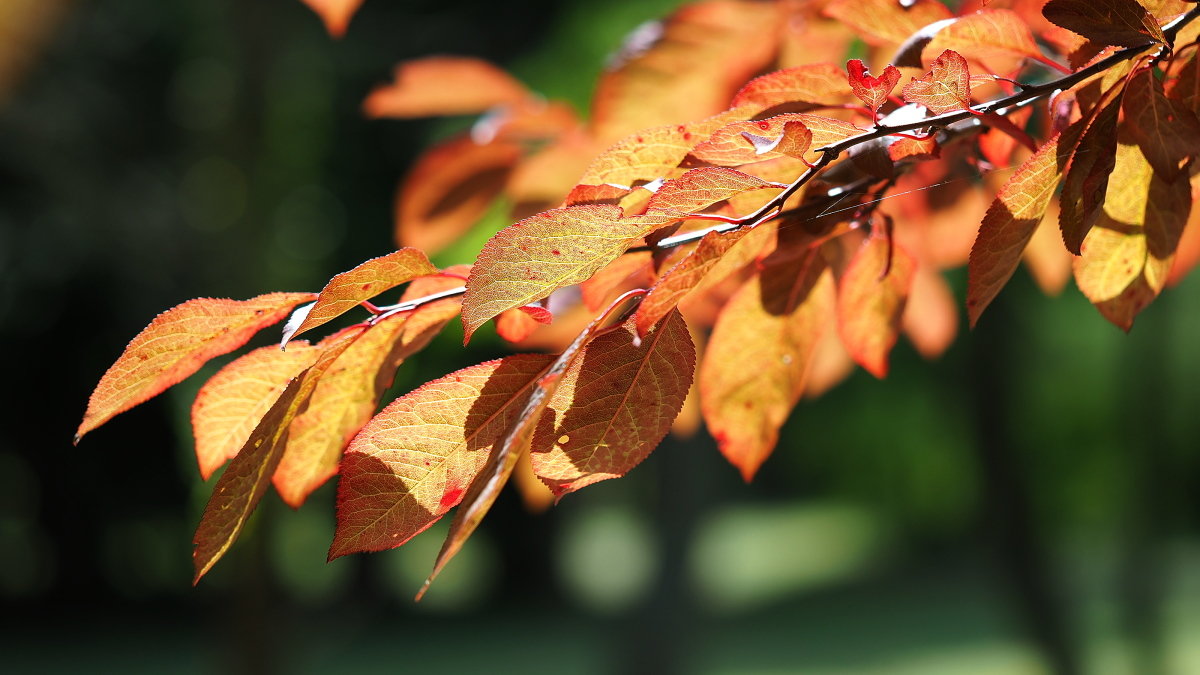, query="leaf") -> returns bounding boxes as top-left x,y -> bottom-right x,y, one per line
362,57 -> 530,119
646,167 -> 774,216
330,353 -> 556,560
1059,98 -> 1120,254
837,231 -> 917,378
298,0 -> 363,38
578,110 -> 747,188
286,248 -> 438,343
1123,67 -> 1200,181
275,294 -> 463,508
193,328 -> 363,582
1168,52 -> 1200,116
847,60 -> 901,116
967,119 -> 1085,327
700,245 -> 836,481
902,50 -> 974,115
191,343 -> 321,480
494,305 -> 553,343
395,135 -> 521,255
921,9 -> 1047,72
823,0 -> 954,47
689,114 -> 859,165
901,264 -> 958,359
888,134 -> 940,161
418,292 -> 640,599
460,206 -> 672,342
1042,0 -> 1166,48
580,251 -> 654,311
531,310 -> 695,496
77,292 -> 316,442
731,62 -> 854,113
